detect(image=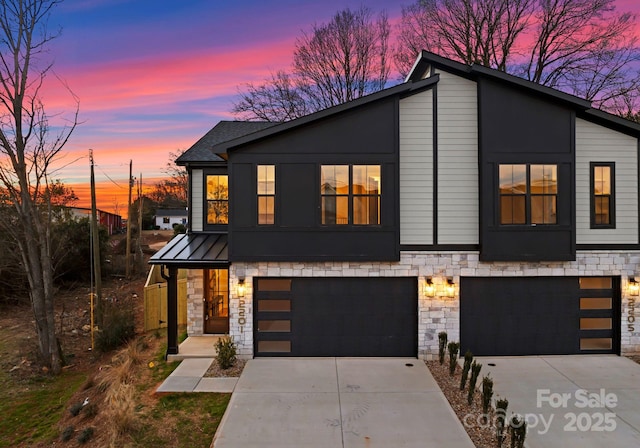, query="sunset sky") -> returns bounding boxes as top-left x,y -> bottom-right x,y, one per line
44,0 -> 640,216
